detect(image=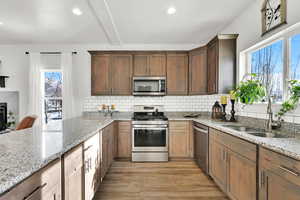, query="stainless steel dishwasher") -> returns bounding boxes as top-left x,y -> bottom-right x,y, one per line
193,122 -> 209,174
